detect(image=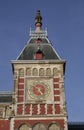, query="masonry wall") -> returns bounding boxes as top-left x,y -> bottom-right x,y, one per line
0,120 -> 10,130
